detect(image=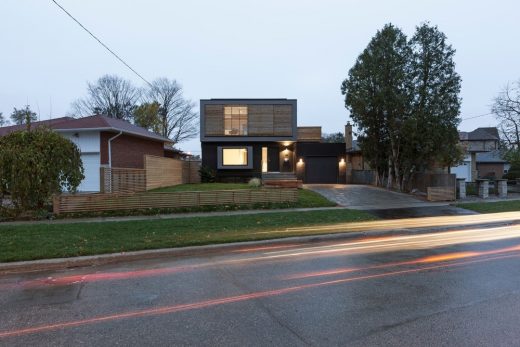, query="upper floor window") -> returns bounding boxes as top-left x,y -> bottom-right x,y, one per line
224,106 -> 248,135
